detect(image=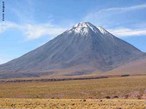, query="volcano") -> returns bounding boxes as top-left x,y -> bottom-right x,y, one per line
0,22 -> 144,78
